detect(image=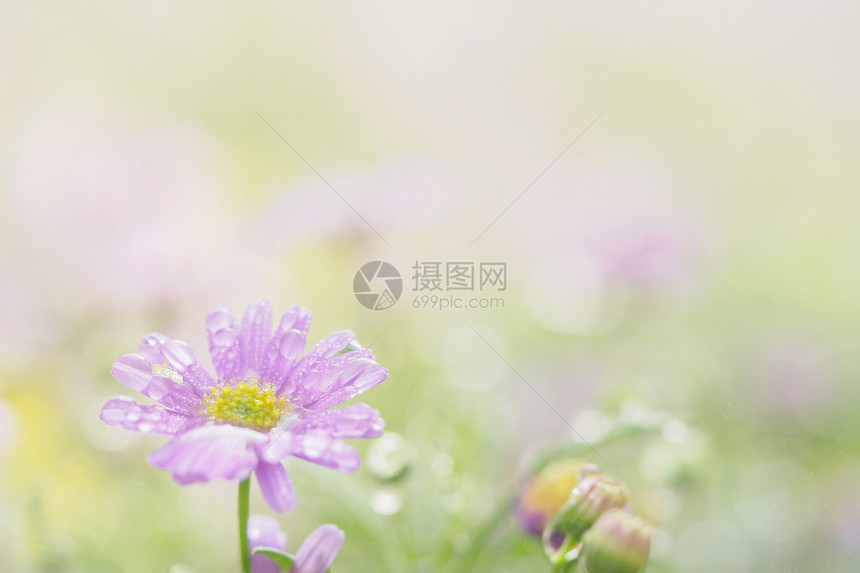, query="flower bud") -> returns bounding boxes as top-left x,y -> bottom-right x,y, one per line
581,509 -> 652,573
550,472 -> 630,541
515,459 -> 587,537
